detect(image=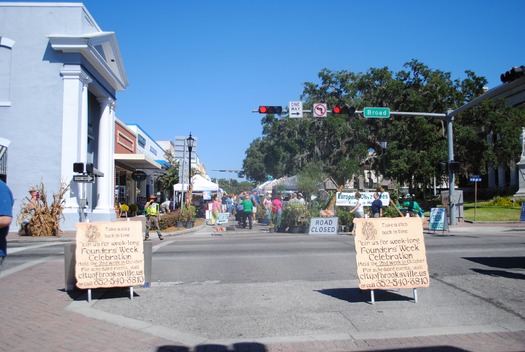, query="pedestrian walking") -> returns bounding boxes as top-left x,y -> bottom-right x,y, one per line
250,191 -> 259,222
241,195 -> 253,229
144,195 -> 163,240
371,192 -> 383,218
211,196 -> 221,225
263,193 -> 272,225
349,191 -> 364,218
271,194 -> 283,231
0,179 -> 14,272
